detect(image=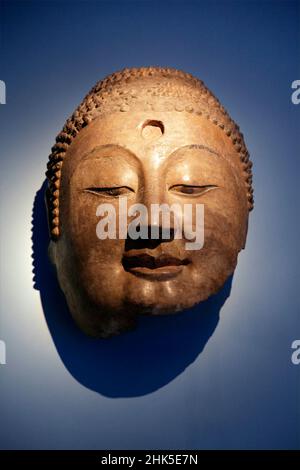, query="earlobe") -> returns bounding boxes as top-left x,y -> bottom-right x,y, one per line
241,215 -> 249,250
